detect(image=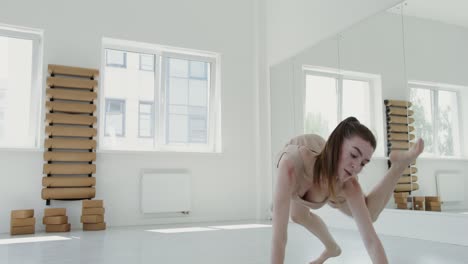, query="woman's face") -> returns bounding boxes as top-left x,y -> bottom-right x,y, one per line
337,136 -> 374,182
